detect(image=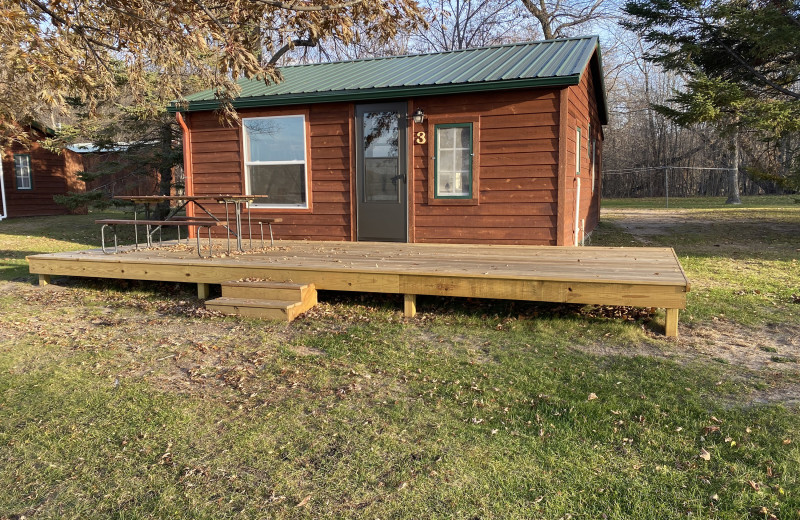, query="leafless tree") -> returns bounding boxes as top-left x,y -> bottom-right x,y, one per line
412,0 -> 533,51
519,0 -> 615,39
